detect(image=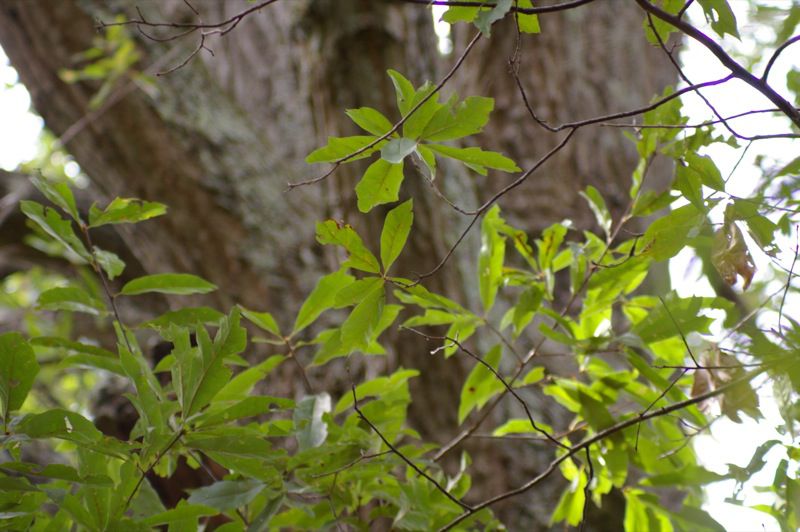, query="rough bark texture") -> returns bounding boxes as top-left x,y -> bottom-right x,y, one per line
0,0 -> 675,528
